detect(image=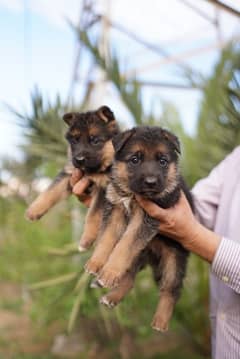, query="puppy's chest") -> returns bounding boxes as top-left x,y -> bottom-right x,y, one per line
106,183 -> 134,215
106,183 -> 159,232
